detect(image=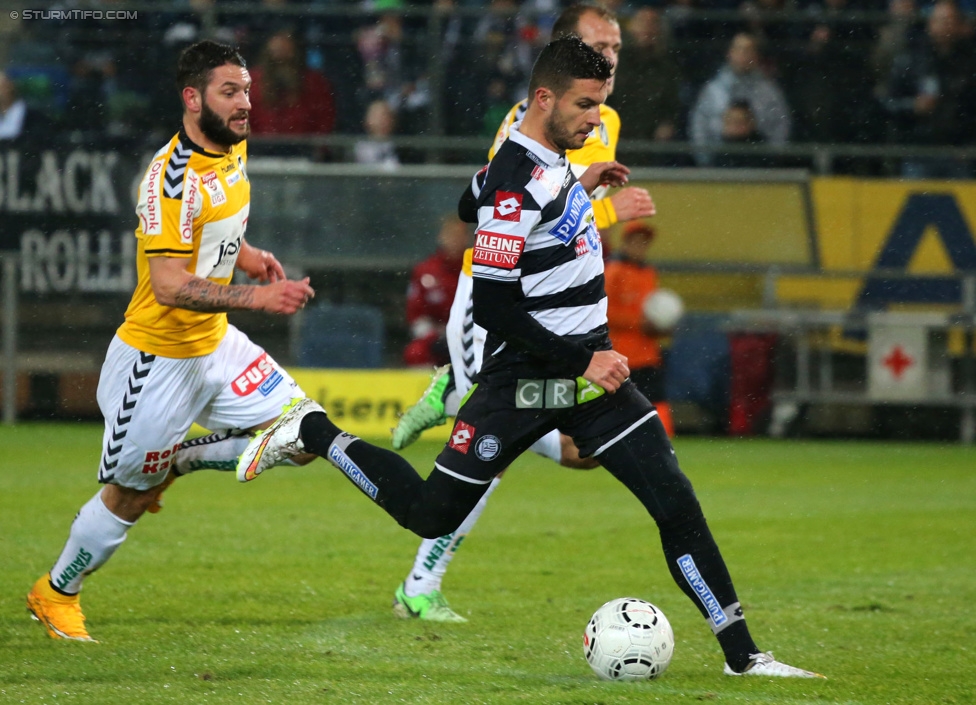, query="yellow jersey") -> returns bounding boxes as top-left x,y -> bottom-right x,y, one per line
117,130 -> 251,358
487,100 -> 622,230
